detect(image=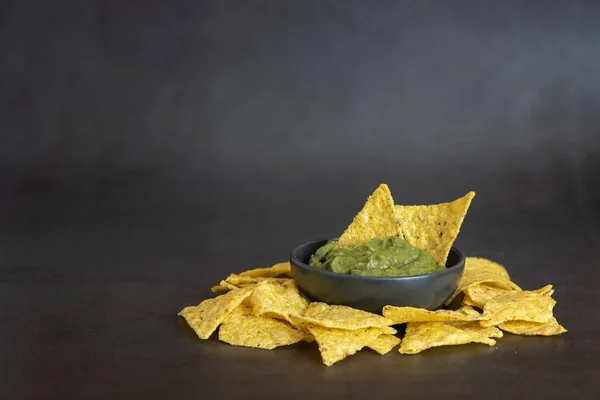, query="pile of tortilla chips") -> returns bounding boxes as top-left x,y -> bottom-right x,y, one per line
383,256 -> 566,355
179,262 -> 400,366
178,185 -> 566,366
